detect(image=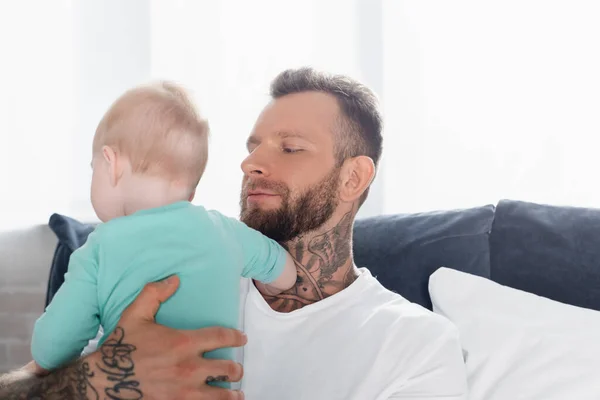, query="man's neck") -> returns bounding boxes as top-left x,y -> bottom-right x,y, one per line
263,205 -> 359,313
